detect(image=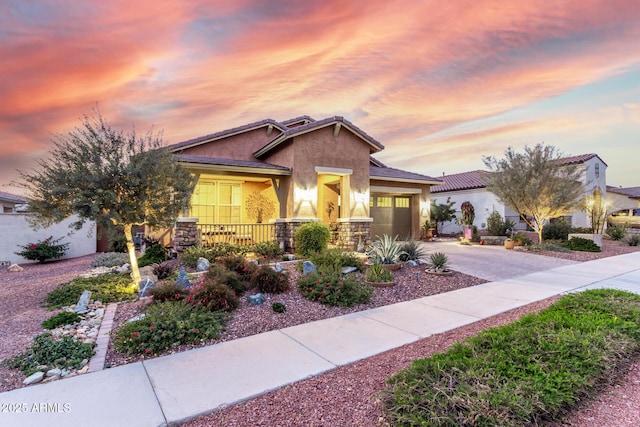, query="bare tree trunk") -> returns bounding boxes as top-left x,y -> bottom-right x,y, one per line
123,224 -> 141,285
